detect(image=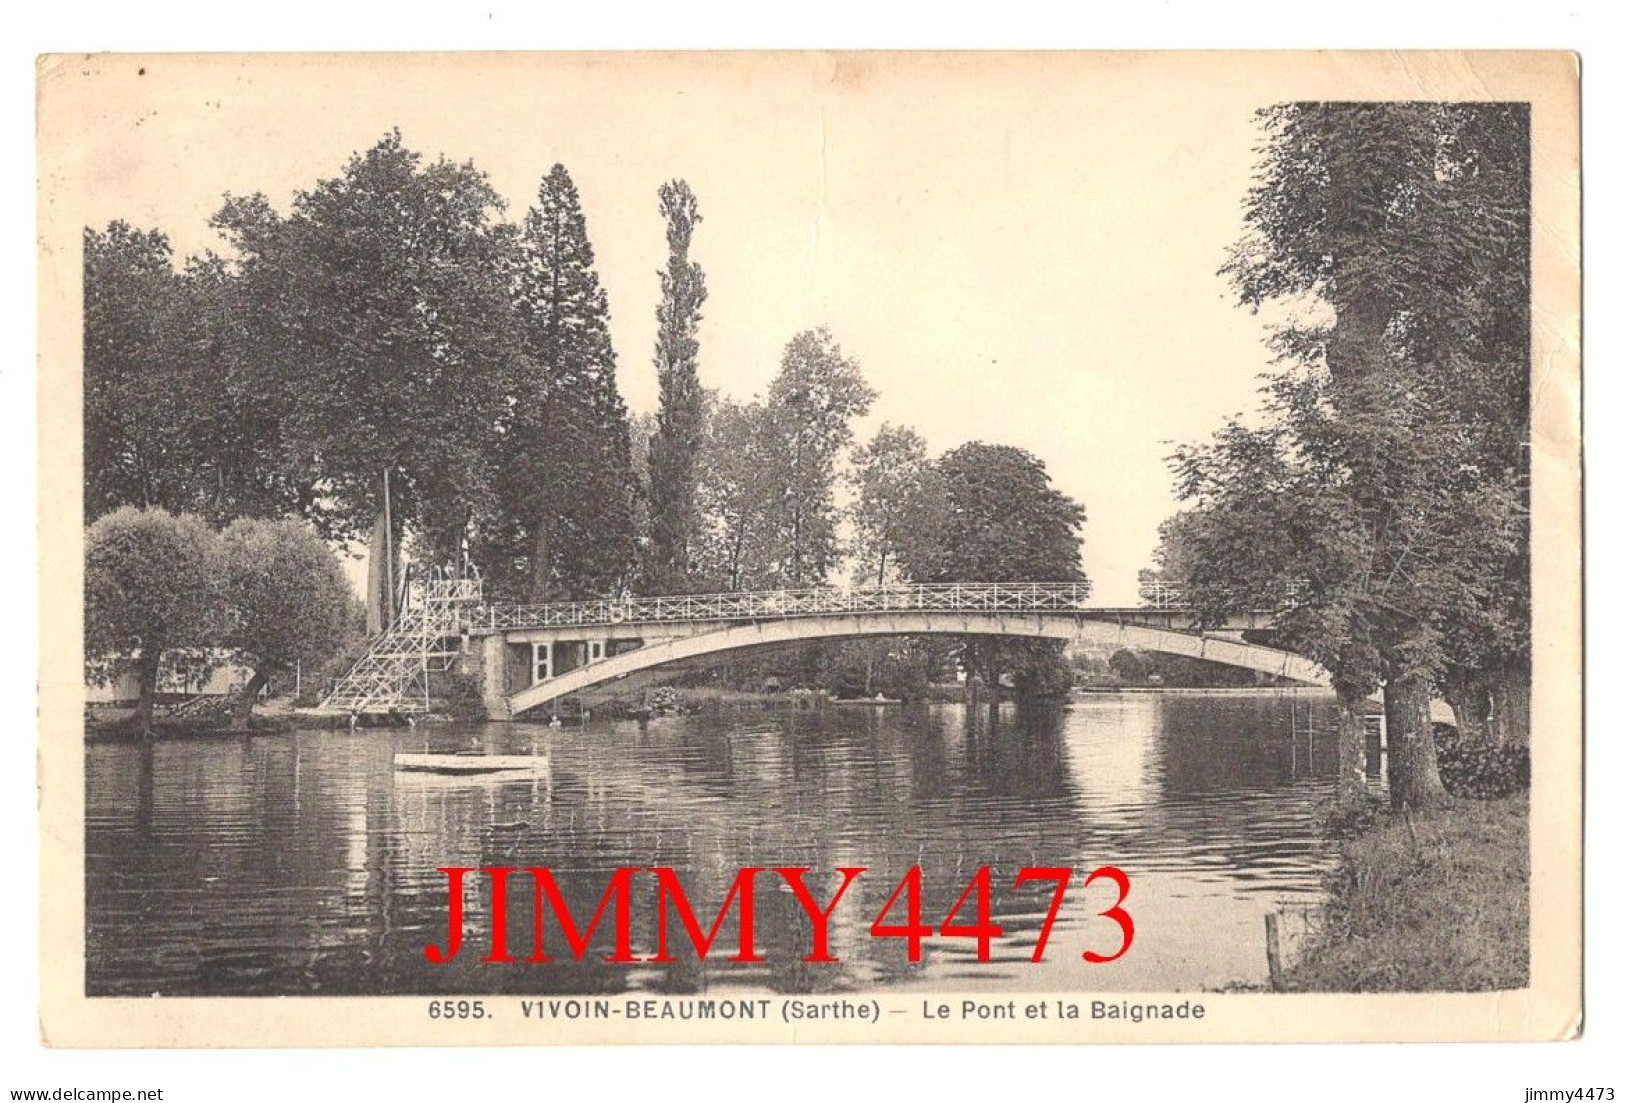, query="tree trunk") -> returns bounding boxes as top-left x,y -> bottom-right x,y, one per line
1333,682 -> 1369,807
1449,685 -> 1488,747
530,523 -> 554,603
132,649 -> 161,740
1501,675 -> 1530,748
800,642 -> 825,690
1442,667 -> 1489,743
984,647 -> 1003,709
1490,657 -> 1531,747
963,638 -> 982,709
1385,670 -> 1448,810
729,523 -> 746,593
365,506 -> 390,635
231,668 -> 271,733
135,740 -> 156,832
